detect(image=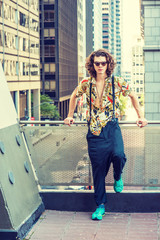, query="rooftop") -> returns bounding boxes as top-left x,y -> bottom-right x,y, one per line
25,210 -> 160,240
22,121 -> 160,240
